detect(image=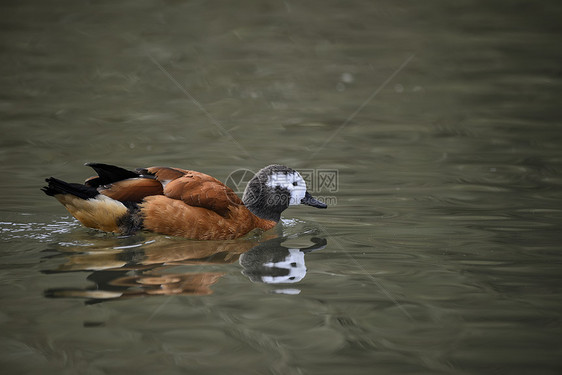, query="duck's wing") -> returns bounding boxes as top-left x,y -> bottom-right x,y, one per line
97,178 -> 164,202
85,164 -> 243,214
85,163 -> 163,203
84,163 -> 140,187
144,166 -> 244,215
